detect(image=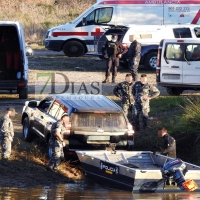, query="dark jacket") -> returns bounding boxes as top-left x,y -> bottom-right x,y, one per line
102,40 -> 128,57
113,81 -> 134,104
128,40 -> 141,61
161,134 -> 176,158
